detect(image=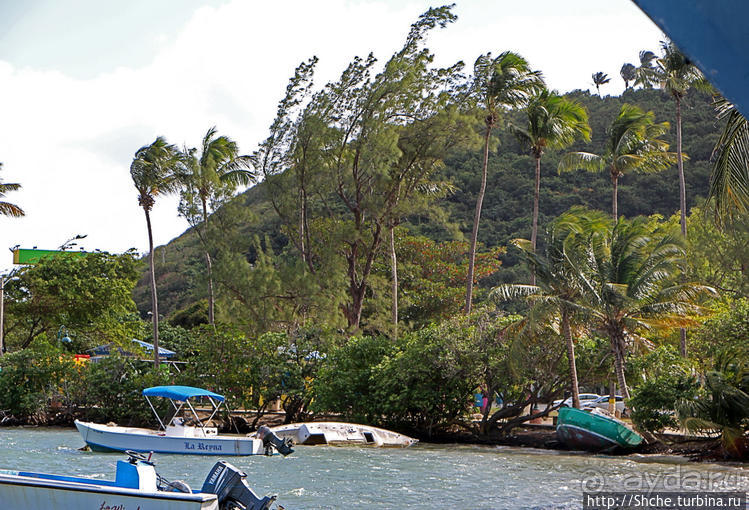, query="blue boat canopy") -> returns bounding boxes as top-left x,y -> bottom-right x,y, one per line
142,385 -> 225,402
